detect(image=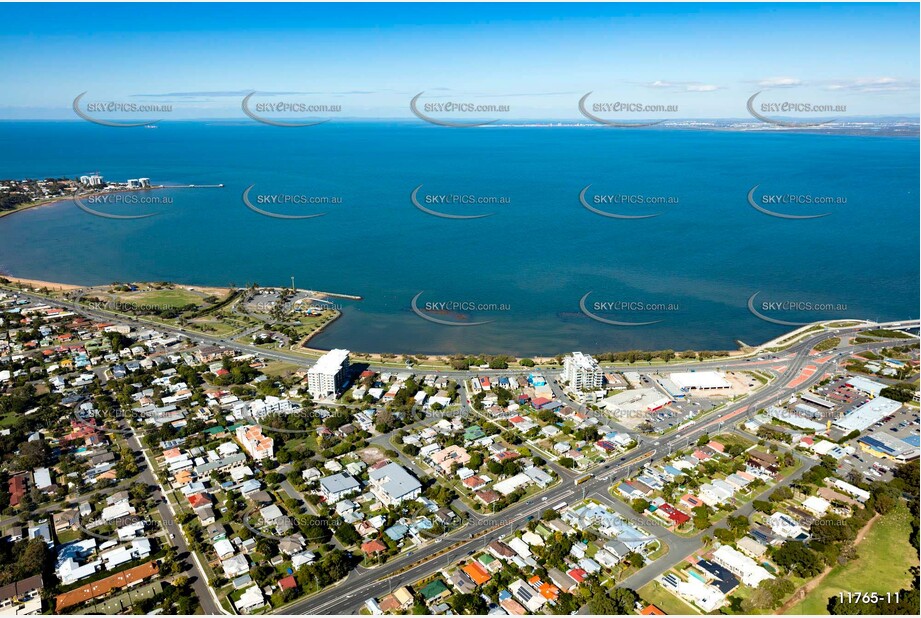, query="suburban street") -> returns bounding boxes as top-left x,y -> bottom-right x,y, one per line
124,428 -> 224,614
9,288 -> 917,614
277,331 -> 915,614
